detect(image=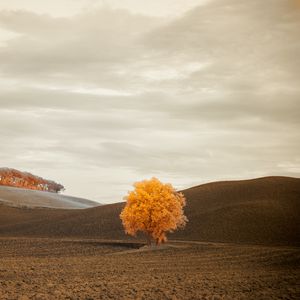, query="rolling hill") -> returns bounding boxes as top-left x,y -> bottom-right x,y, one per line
0,185 -> 100,209
0,176 -> 299,246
